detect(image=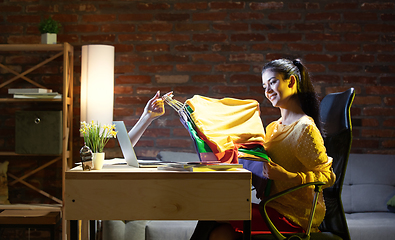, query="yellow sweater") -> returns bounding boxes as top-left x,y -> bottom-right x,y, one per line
264,116 -> 336,232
